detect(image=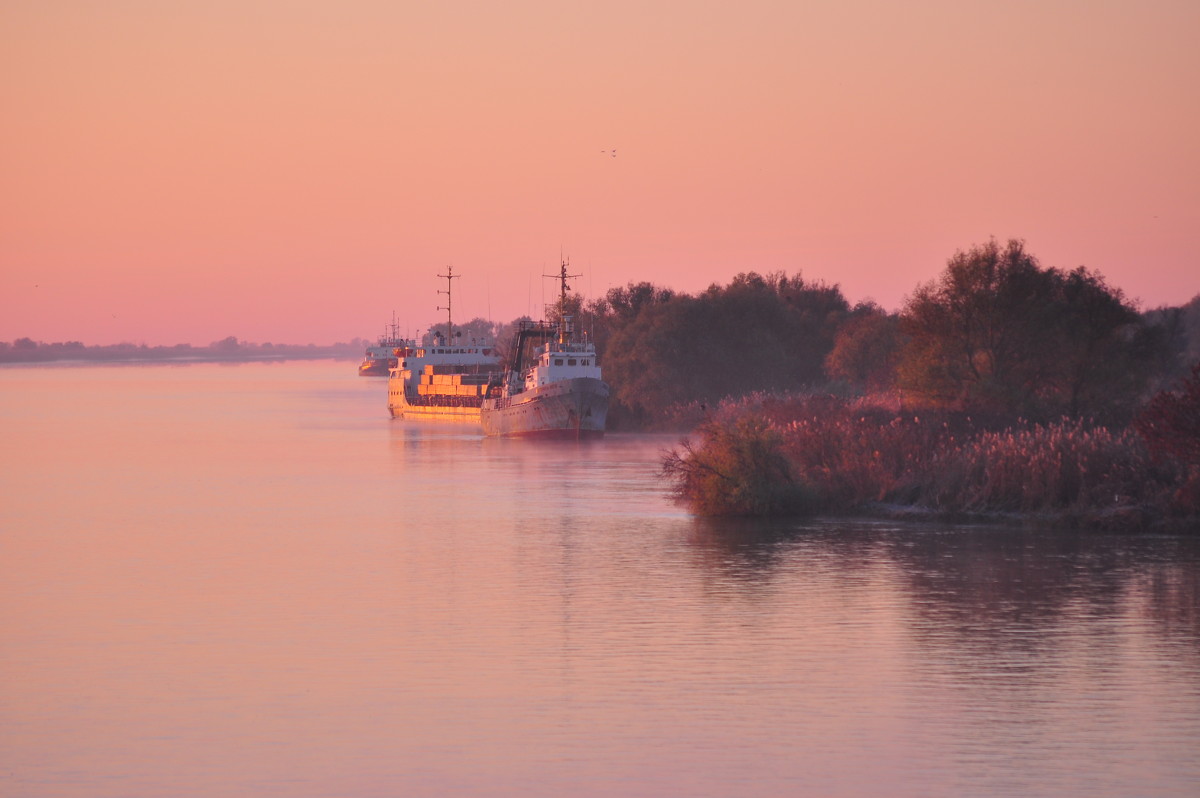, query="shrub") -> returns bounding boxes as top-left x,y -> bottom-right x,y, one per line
925,420 -> 1173,514
661,414 -> 816,516
769,396 -> 964,507
1135,361 -> 1200,512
